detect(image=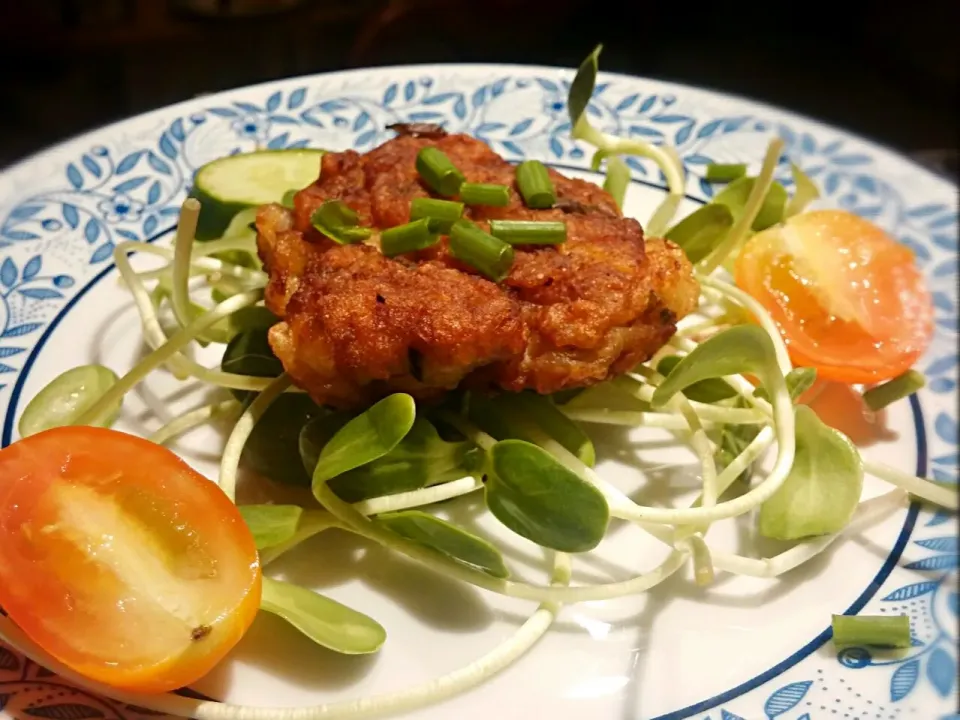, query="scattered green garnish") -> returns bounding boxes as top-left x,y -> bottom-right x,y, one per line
862,370 -> 926,412
831,614 -> 911,648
